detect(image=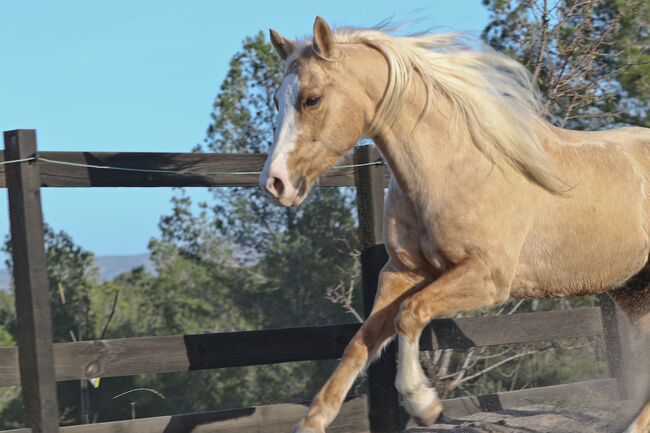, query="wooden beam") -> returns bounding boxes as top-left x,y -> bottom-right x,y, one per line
420,307 -> 604,351
4,130 -> 59,433
0,308 -> 605,387
0,379 -> 617,433
0,324 -> 360,386
0,151 -> 390,188
440,378 -> 617,418
0,396 -> 369,433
